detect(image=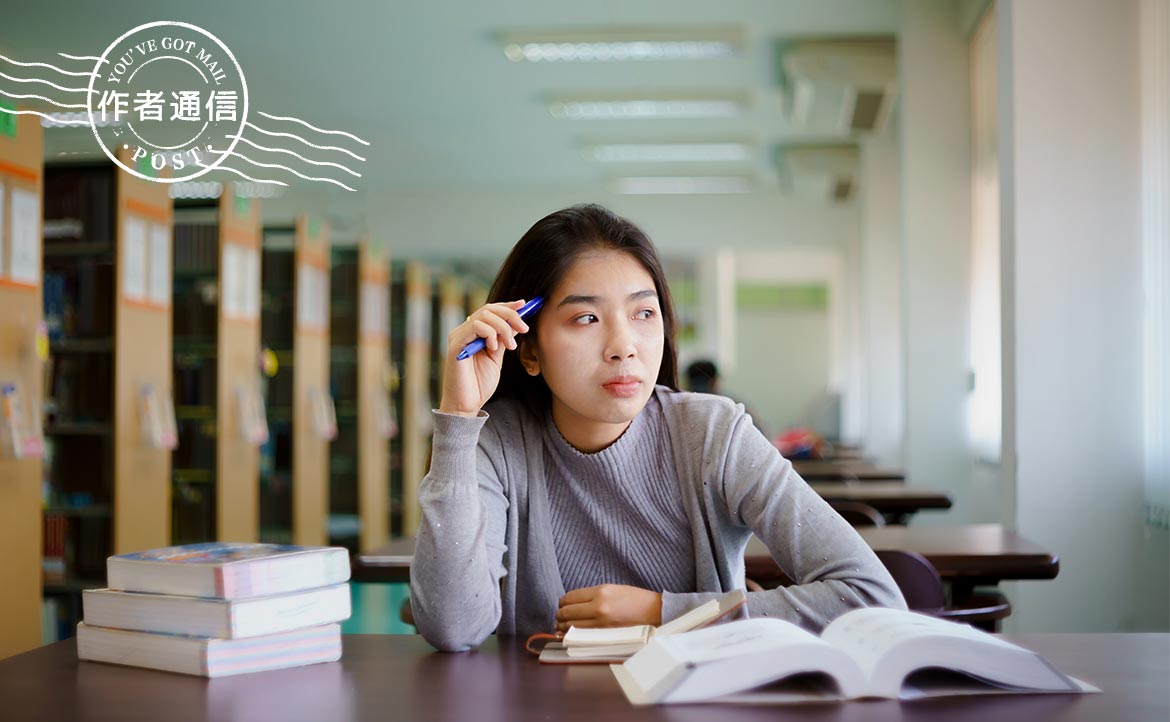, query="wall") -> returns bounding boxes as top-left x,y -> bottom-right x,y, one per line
859,130 -> 906,467
898,0 -> 976,521
999,0 -> 1169,632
